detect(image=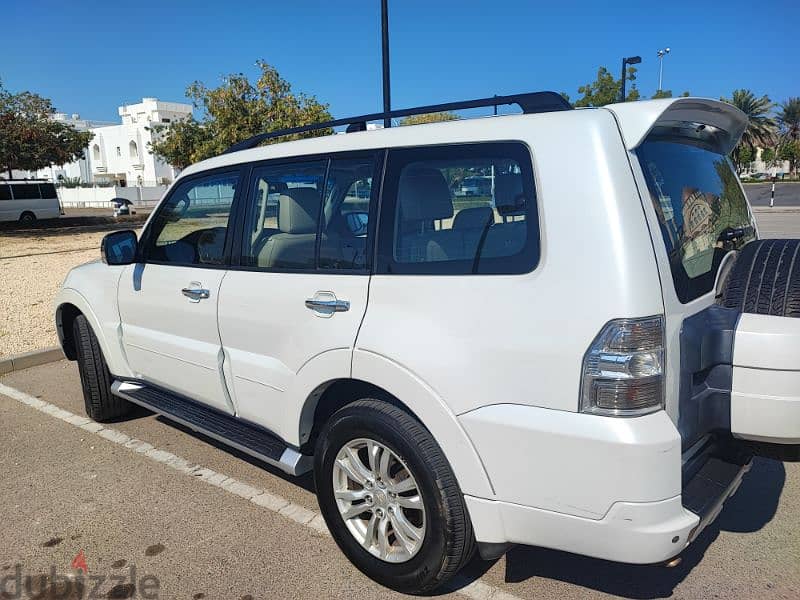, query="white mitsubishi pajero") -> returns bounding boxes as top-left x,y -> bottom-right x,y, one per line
55,93 -> 800,594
